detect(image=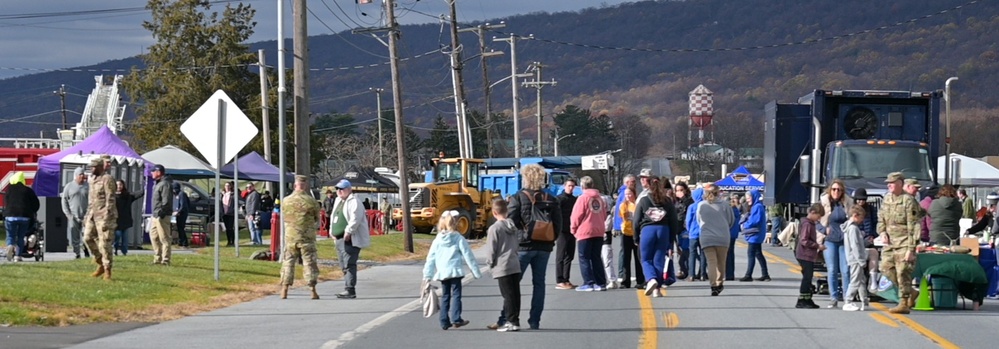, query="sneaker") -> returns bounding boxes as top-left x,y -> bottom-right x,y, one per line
739,276 -> 754,282
496,323 -> 520,332
4,246 -> 13,261
14,256 -> 23,262
644,280 -> 659,296
336,291 -> 357,299
842,303 -> 860,311
452,319 -> 470,328
486,323 -> 502,330
756,276 -> 772,282
827,300 -> 838,309
652,288 -> 663,298
711,287 -> 720,296
576,284 -> 595,292
635,283 -> 646,290
592,284 -> 606,292
555,282 -> 574,290
607,282 -> 618,290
